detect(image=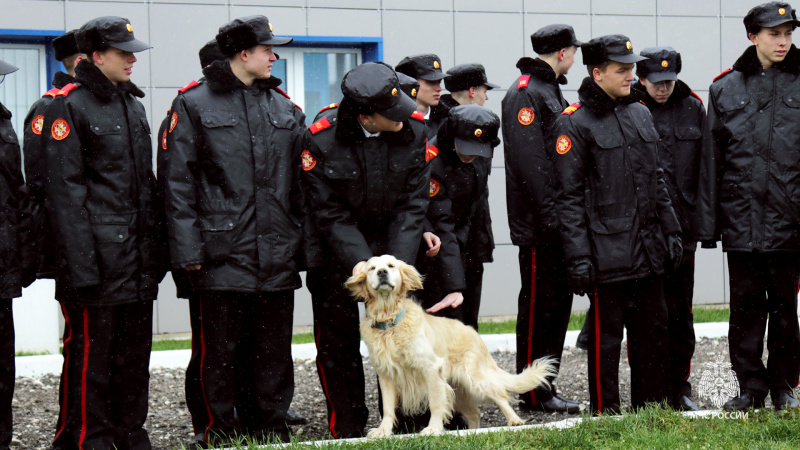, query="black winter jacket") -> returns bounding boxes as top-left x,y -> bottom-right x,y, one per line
23,71 -> 75,279
41,61 -> 164,305
632,80 -> 705,251
697,45 -> 800,252
164,61 -> 306,293
554,78 -> 681,283
502,58 -> 569,246
299,100 -> 430,270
